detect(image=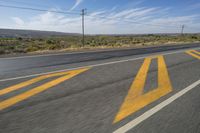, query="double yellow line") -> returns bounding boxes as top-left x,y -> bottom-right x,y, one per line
113,55 -> 173,123
186,50 -> 200,59
0,68 -> 90,111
